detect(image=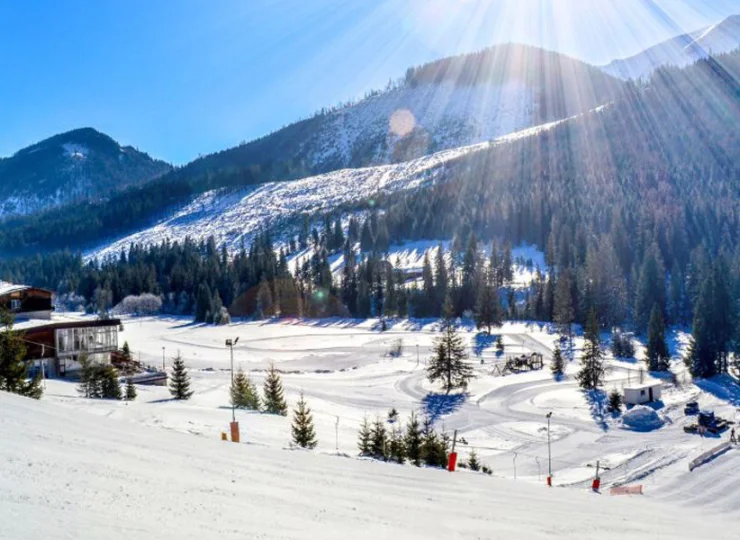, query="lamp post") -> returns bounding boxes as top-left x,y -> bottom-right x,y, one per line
546,411 -> 553,486
226,337 -> 240,442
